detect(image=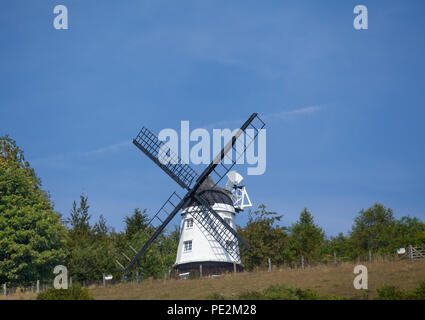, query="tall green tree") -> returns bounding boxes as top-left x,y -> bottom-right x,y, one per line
290,208 -> 325,264
392,216 -> 425,248
415,231 -> 425,246
349,203 -> 396,255
67,195 -> 92,238
94,214 -> 109,240
238,204 -> 289,269
0,136 -> 68,285
125,208 -> 150,239
322,232 -> 355,262
65,195 -> 121,282
121,209 -> 178,279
